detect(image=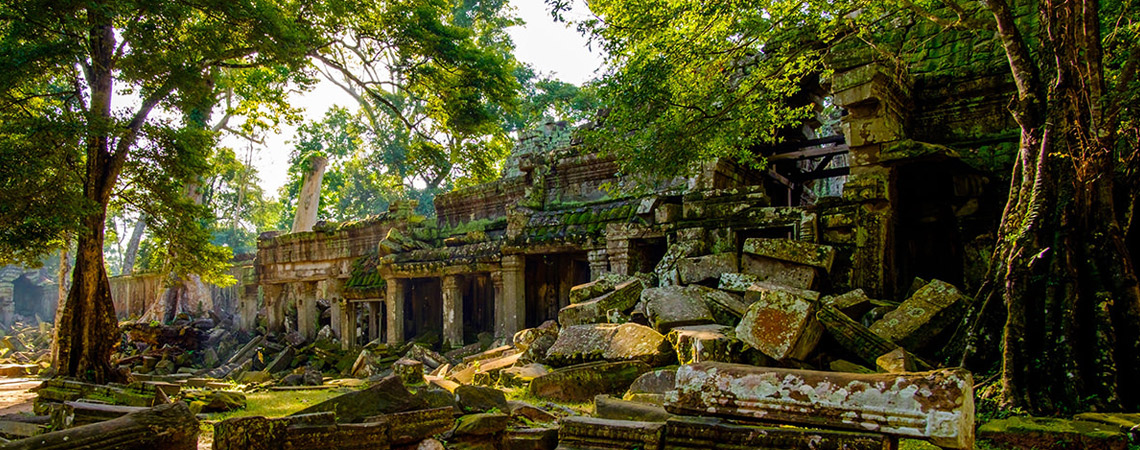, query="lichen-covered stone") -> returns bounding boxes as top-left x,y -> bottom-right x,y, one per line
454,413 -> 509,436
665,416 -> 893,450
741,255 -> 819,289
684,285 -> 747,325
667,362 -> 975,449
544,323 -> 672,367
978,416 -> 1129,450
642,286 -> 716,333
292,375 -> 427,423
557,416 -> 665,450
677,253 -> 739,285
667,325 -> 770,366
869,279 -> 970,350
822,288 -> 877,319
456,385 -> 508,414
593,394 -> 673,422
625,369 -> 677,399
394,358 -> 424,385
528,360 -> 651,402
717,272 -> 761,294
735,283 -> 823,361
741,238 -> 836,271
